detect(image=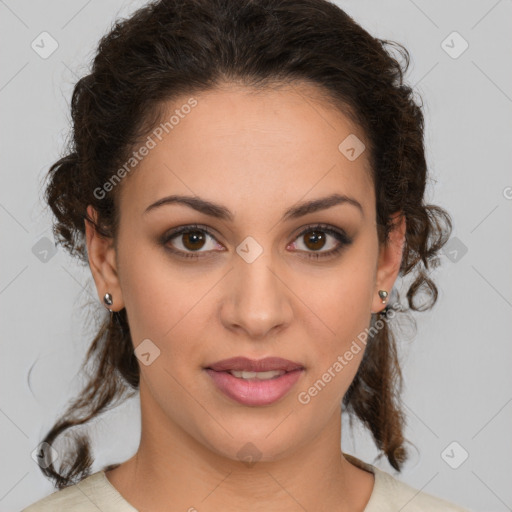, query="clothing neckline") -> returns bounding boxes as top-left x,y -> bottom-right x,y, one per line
89,453 -> 383,512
